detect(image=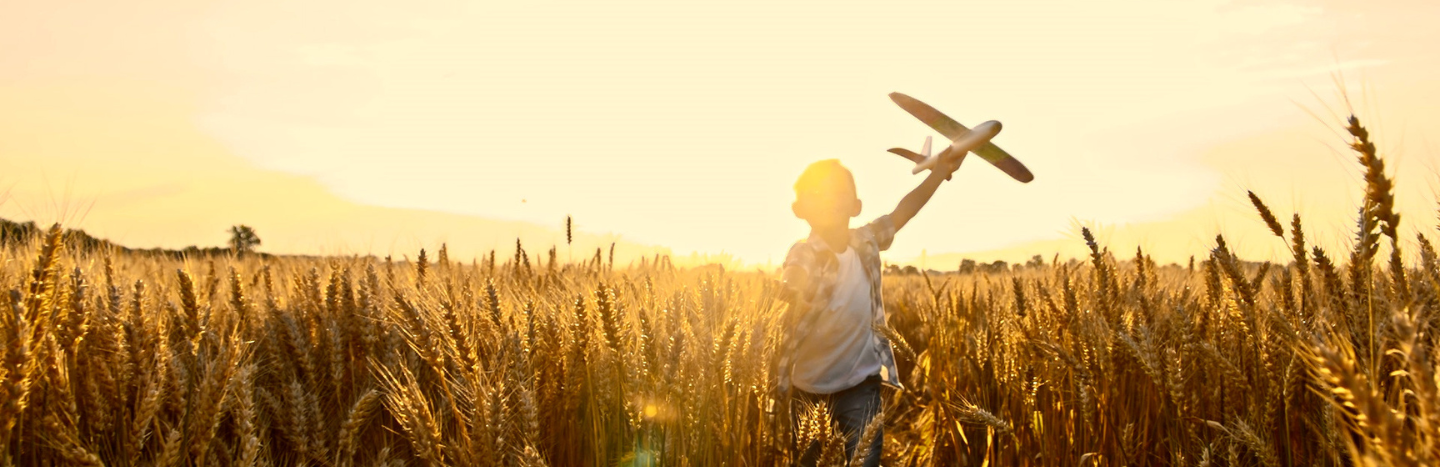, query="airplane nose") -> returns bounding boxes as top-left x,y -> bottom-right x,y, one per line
973,120 -> 1001,136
